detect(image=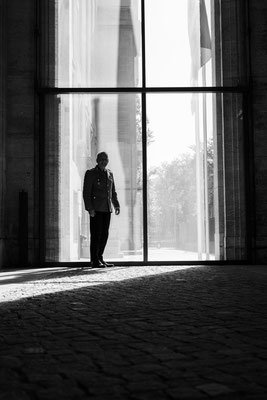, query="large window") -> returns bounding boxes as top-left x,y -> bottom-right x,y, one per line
40,0 -> 248,263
